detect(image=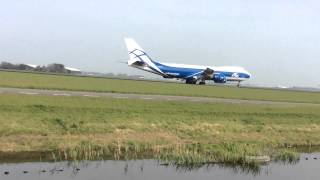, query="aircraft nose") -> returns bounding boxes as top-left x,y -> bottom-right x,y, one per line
244,70 -> 252,79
